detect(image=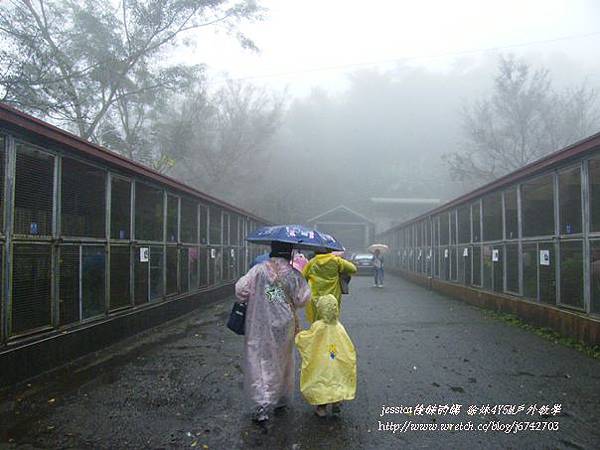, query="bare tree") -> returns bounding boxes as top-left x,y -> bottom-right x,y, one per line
98,66 -> 203,170
0,0 -> 263,142
444,55 -> 600,184
153,80 -> 285,203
